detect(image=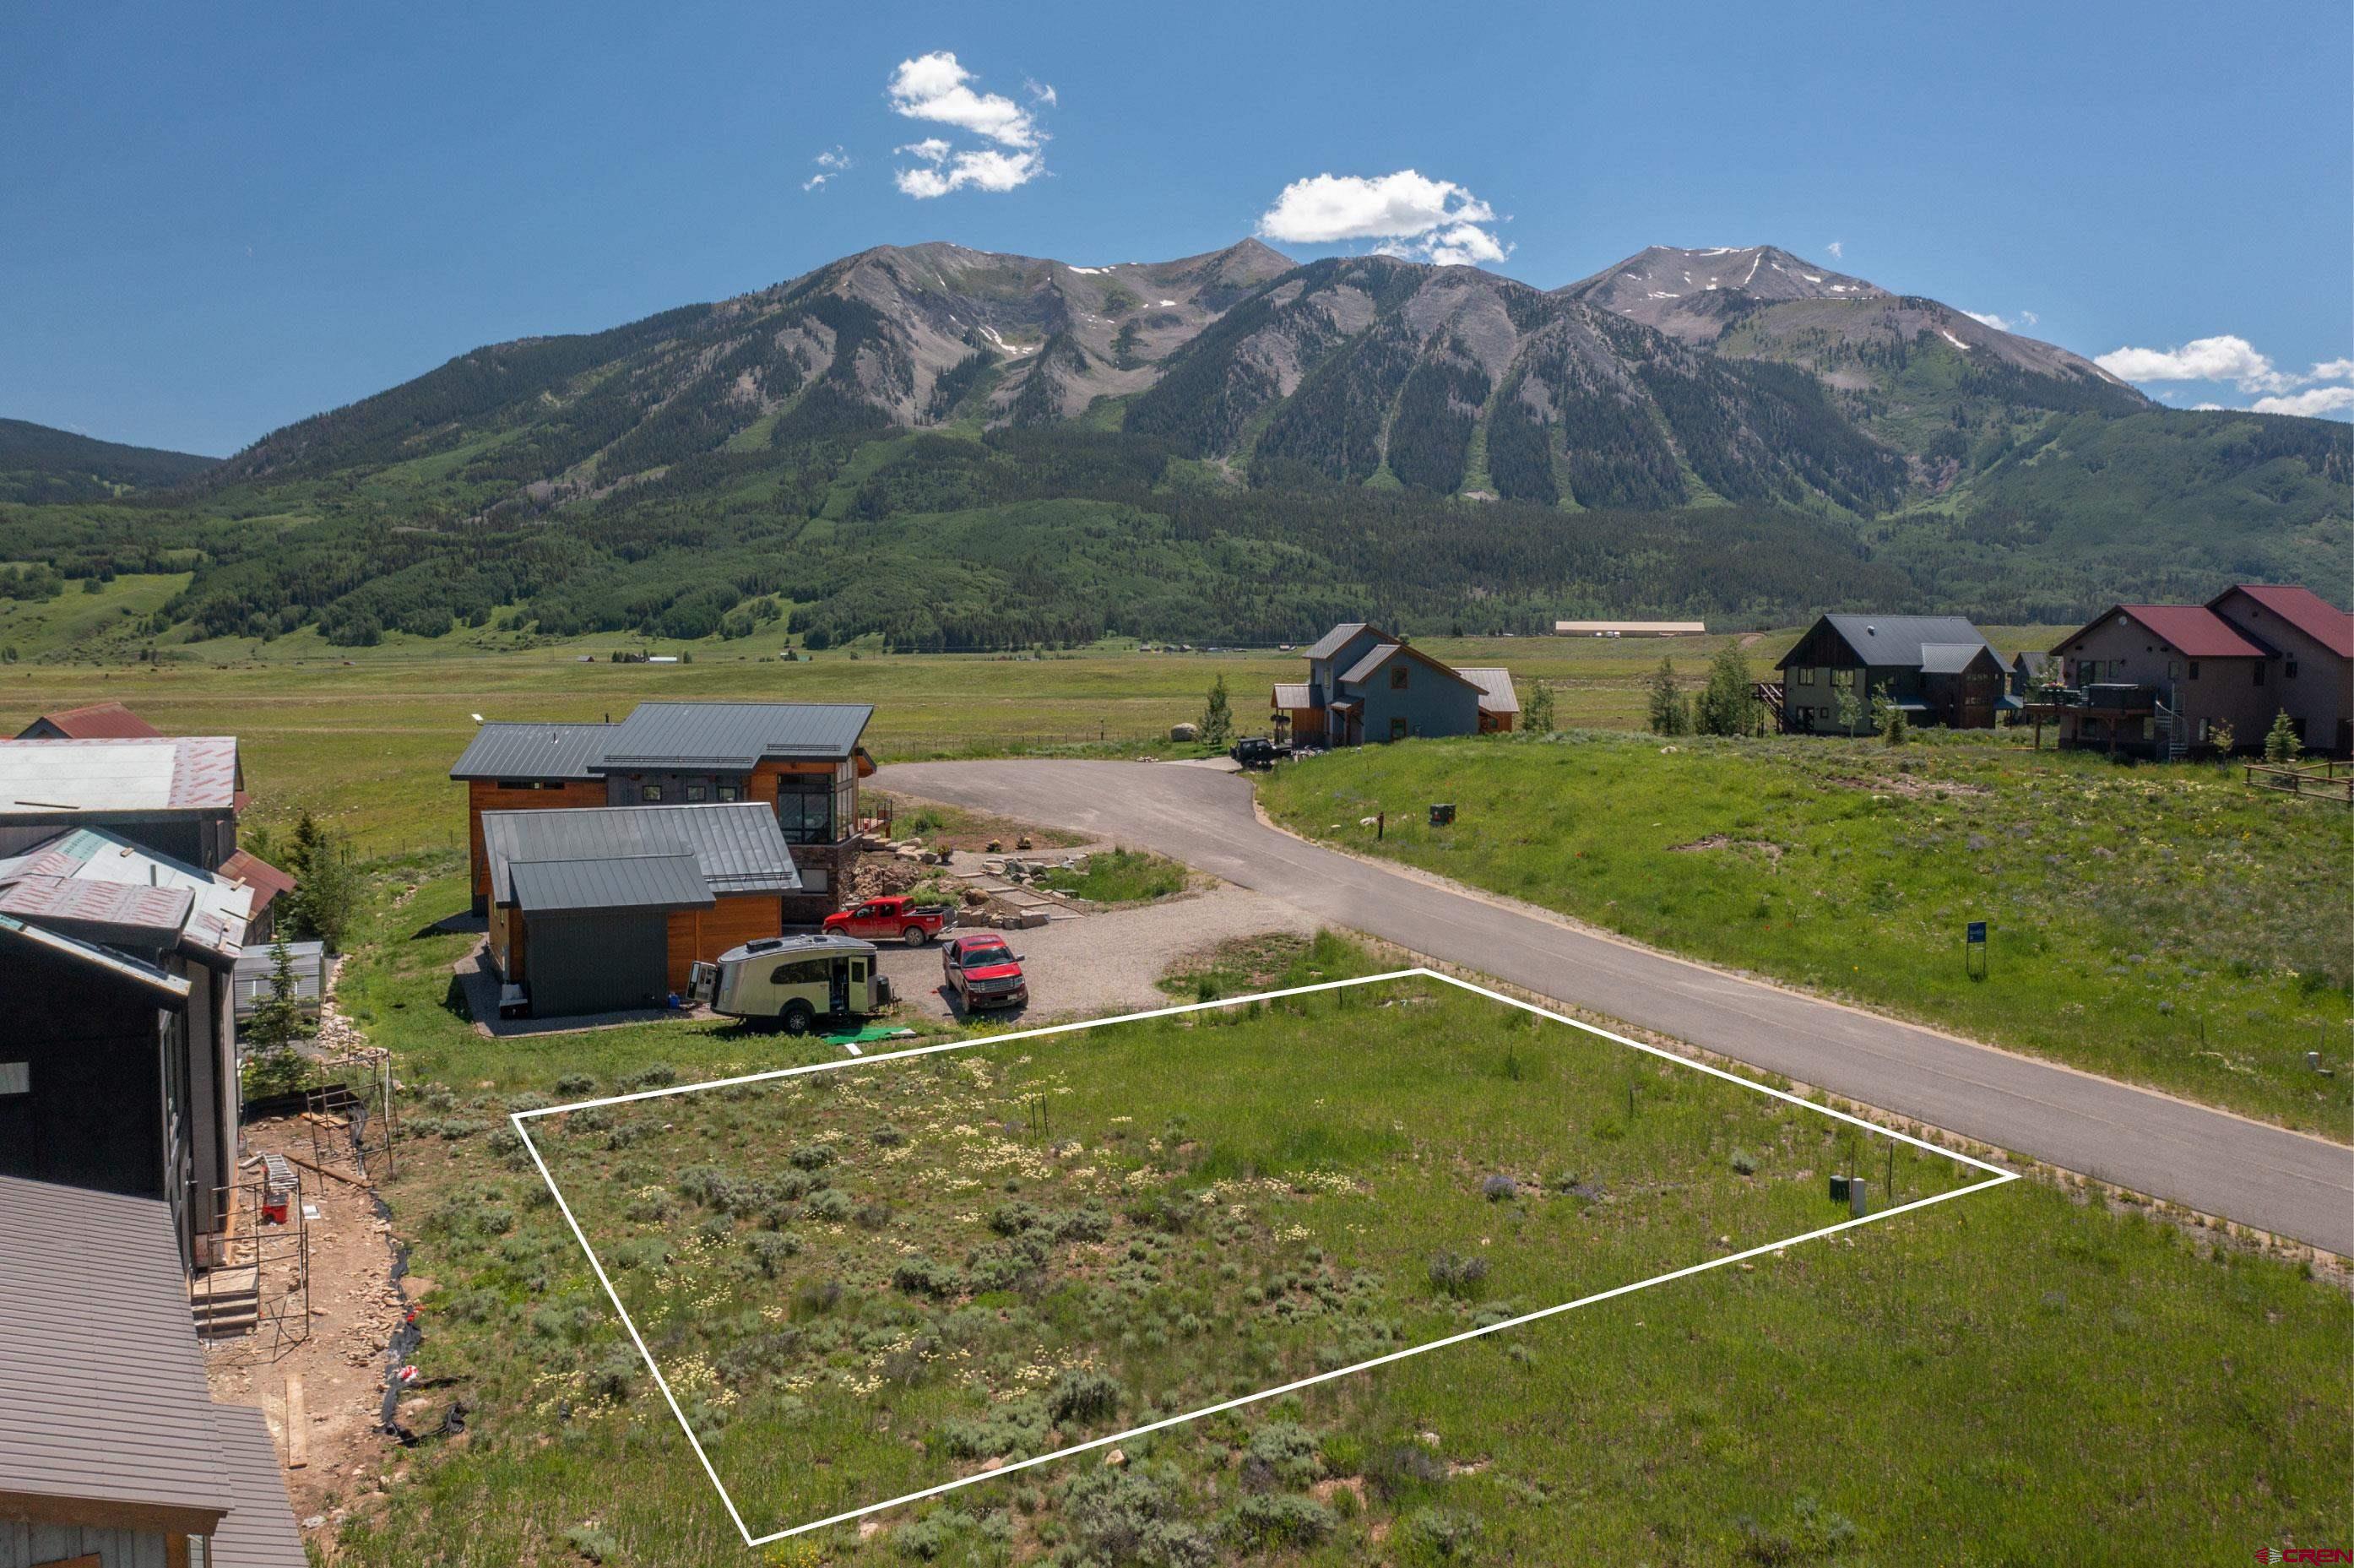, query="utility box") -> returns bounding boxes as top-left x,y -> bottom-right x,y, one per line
1429,803 -> 1456,827
1848,1179 -> 1870,1218
1828,1174 -> 1851,1205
